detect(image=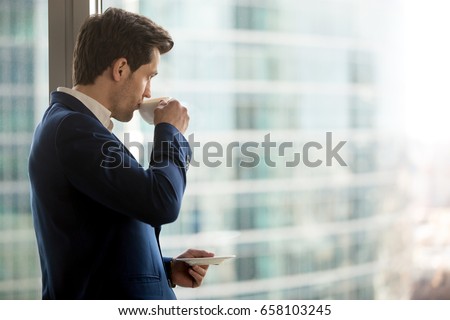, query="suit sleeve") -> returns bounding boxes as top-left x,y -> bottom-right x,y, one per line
55,112 -> 191,226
